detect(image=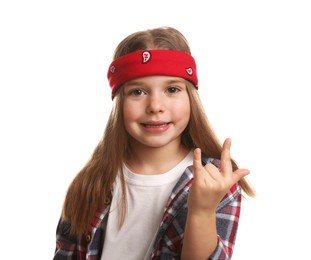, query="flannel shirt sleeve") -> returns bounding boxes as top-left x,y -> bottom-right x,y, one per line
53,218 -> 87,260
209,182 -> 242,260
